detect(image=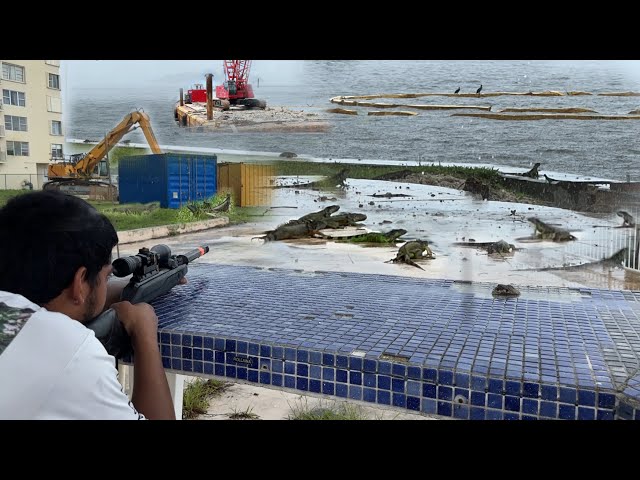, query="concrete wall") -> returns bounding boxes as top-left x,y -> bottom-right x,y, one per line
0,60 -> 62,189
